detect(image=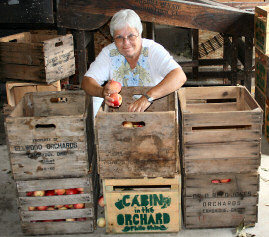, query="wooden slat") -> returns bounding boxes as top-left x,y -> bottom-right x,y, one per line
57,0 -> 254,37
